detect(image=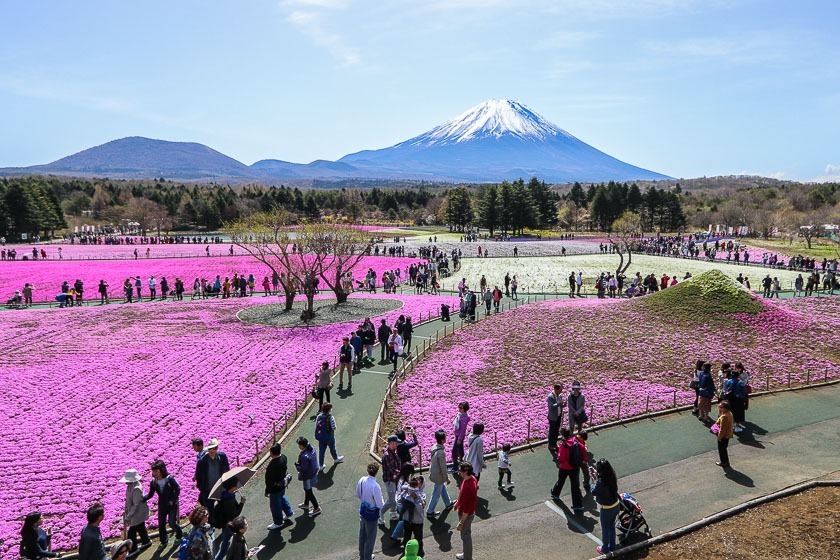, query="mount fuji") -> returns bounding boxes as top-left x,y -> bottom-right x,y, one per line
2,99 -> 670,183
335,99 -> 670,182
